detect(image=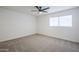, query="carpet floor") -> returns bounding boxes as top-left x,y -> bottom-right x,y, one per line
0,34 -> 79,52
